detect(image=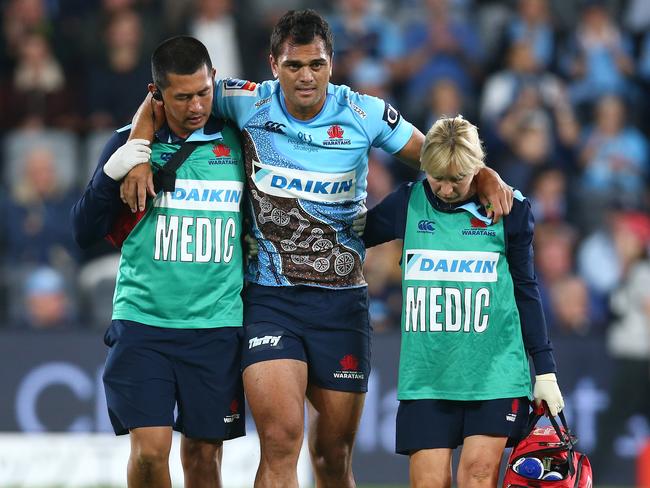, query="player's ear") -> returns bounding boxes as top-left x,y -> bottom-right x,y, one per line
148,83 -> 160,100
211,67 -> 216,80
269,54 -> 278,78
